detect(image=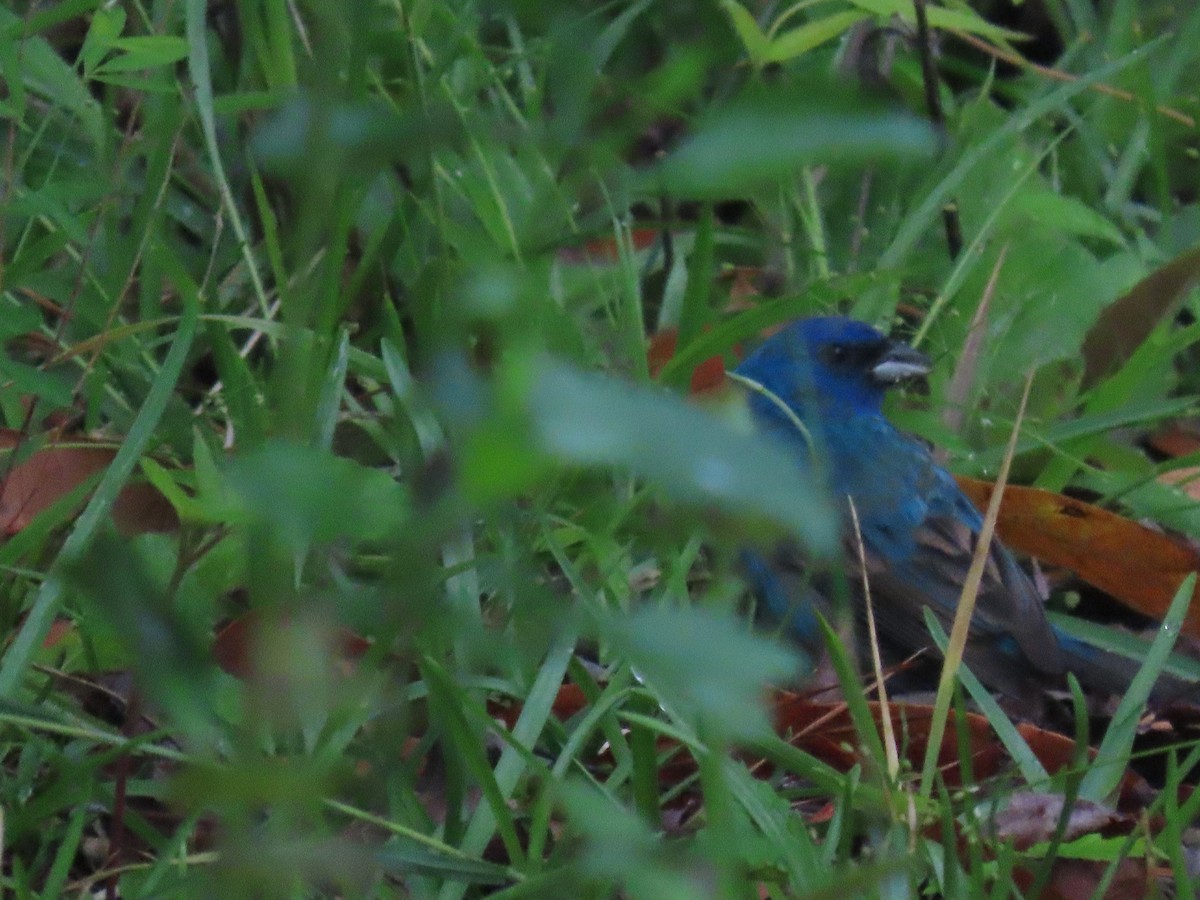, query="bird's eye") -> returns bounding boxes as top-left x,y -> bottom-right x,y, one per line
828,344 -> 848,363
